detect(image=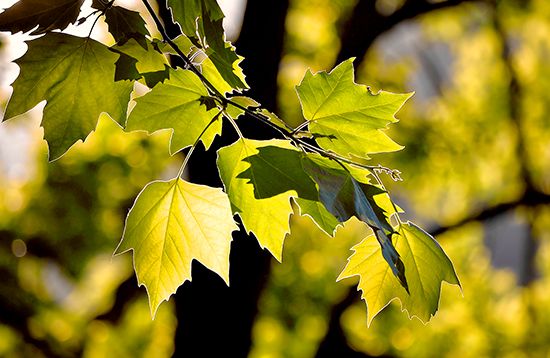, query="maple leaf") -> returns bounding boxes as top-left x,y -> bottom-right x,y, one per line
104,5 -> 150,49
0,0 -> 84,35
296,58 -> 413,160
126,68 -> 220,154
338,222 -> 461,325
3,33 -> 133,160
166,0 -> 247,91
116,178 -> 238,317
217,139 -> 299,261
